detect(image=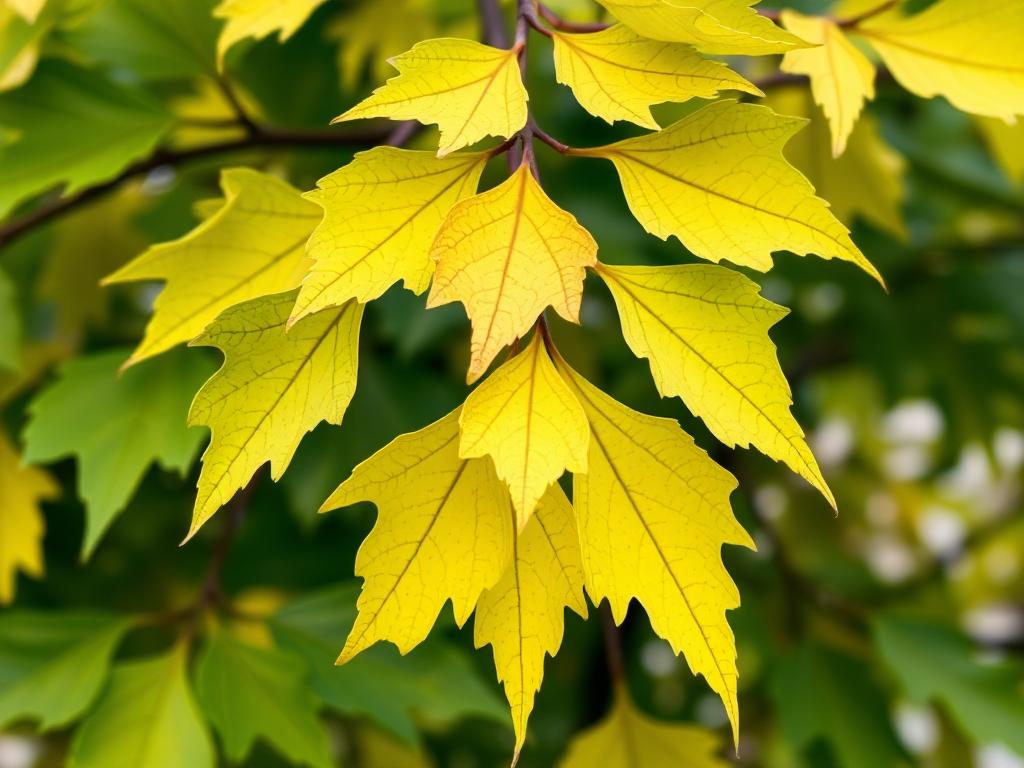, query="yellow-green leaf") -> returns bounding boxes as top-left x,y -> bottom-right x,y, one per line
291,147 -> 487,323
0,431 -> 58,604
857,0 -> 1024,121
474,484 -> 587,757
552,24 -> 761,129
428,164 -> 598,383
459,333 -> 589,528
322,408 -> 513,663
7,0 -> 45,23
187,292 -> 362,539
559,685 -> 728,768
104,168 -> 319,368
768,85 -> 906,238
595,0 -> 807,55
975,115 -> 1024,184
214,0 -> 328,65
575,100 -> 883,284
334,38 -> 528,157
780,10 -> 875,157
597,262 -> 834,508
555,356 -> 753,742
